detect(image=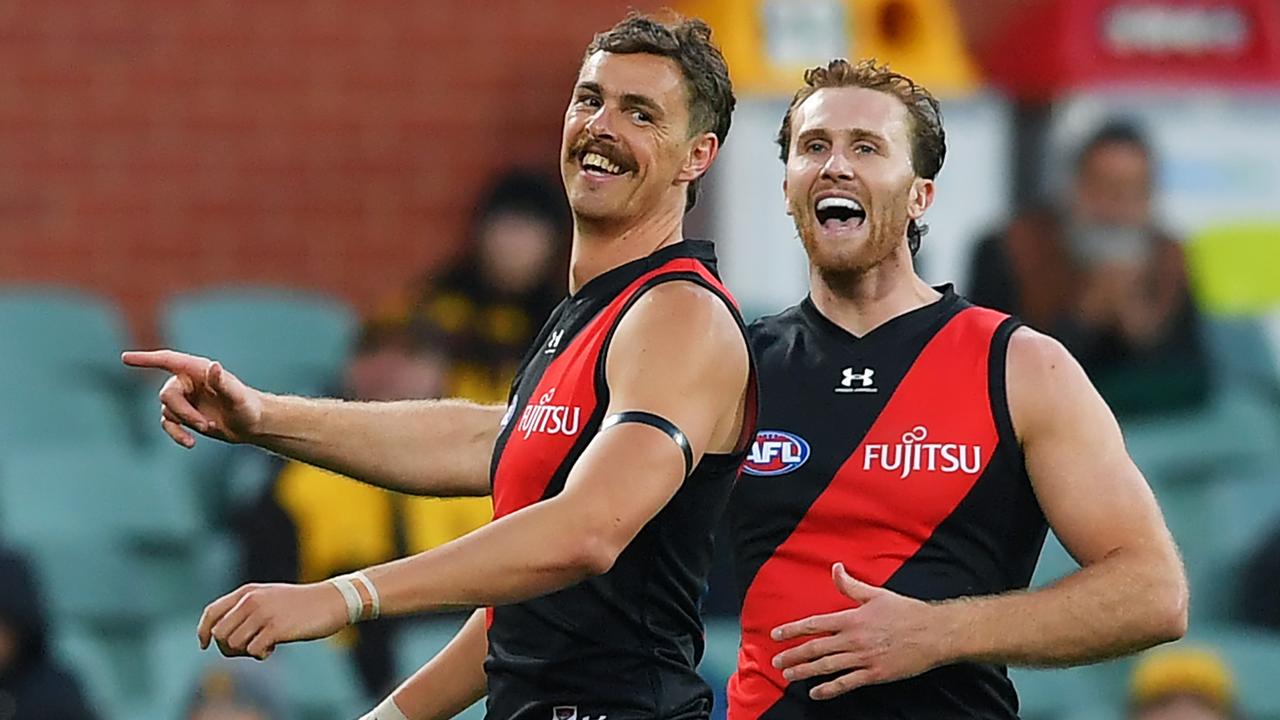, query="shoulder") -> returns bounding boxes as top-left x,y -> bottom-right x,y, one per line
610,280 -> 748,374
1005,326 -> 1102,441
1007,326 -> 1078,382
623,279 -> 743,341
